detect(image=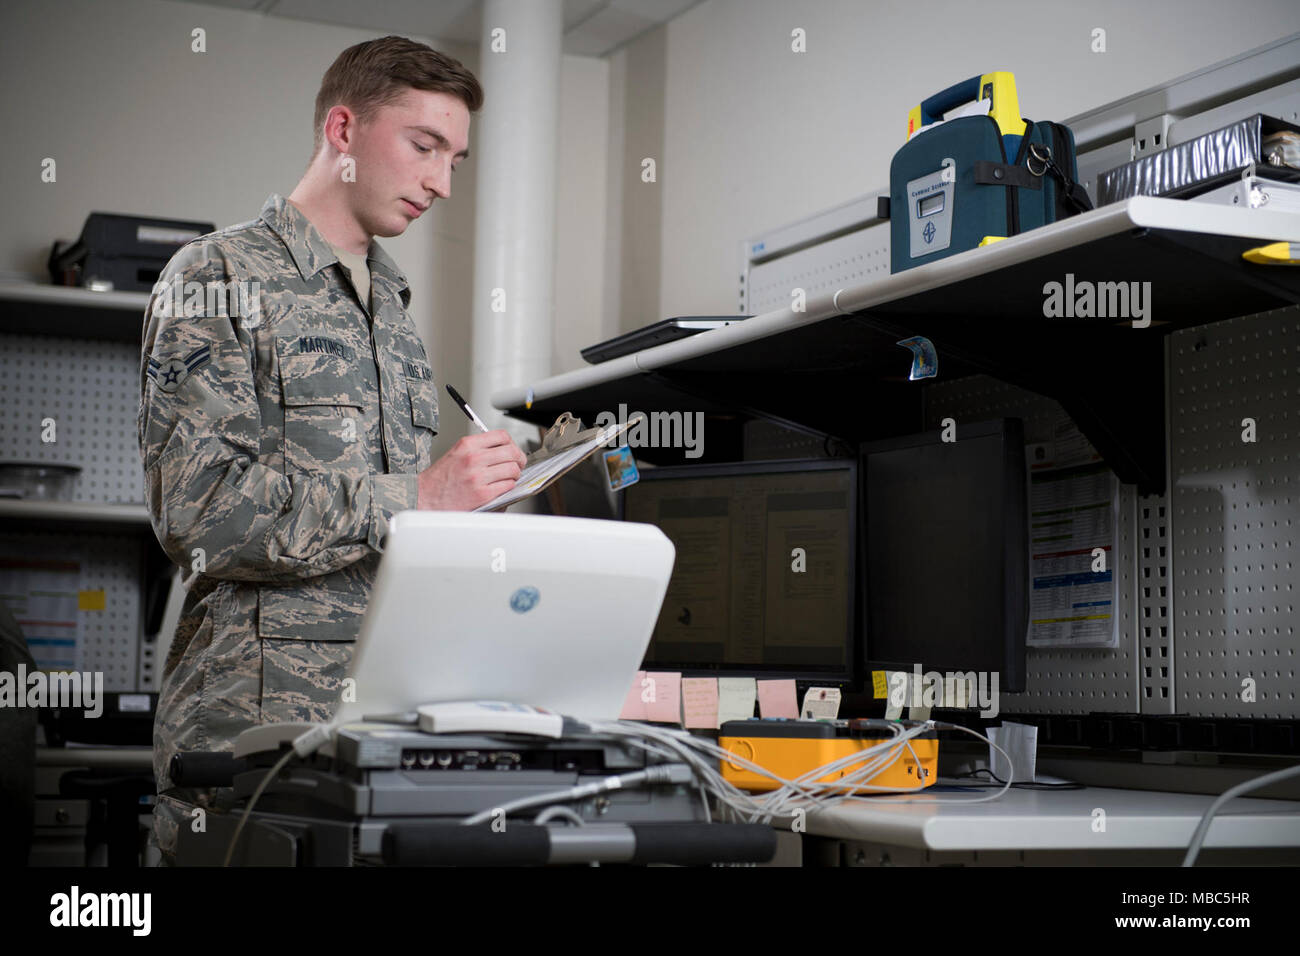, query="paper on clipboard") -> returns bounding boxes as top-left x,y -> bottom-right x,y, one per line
473,415 -> 644,513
